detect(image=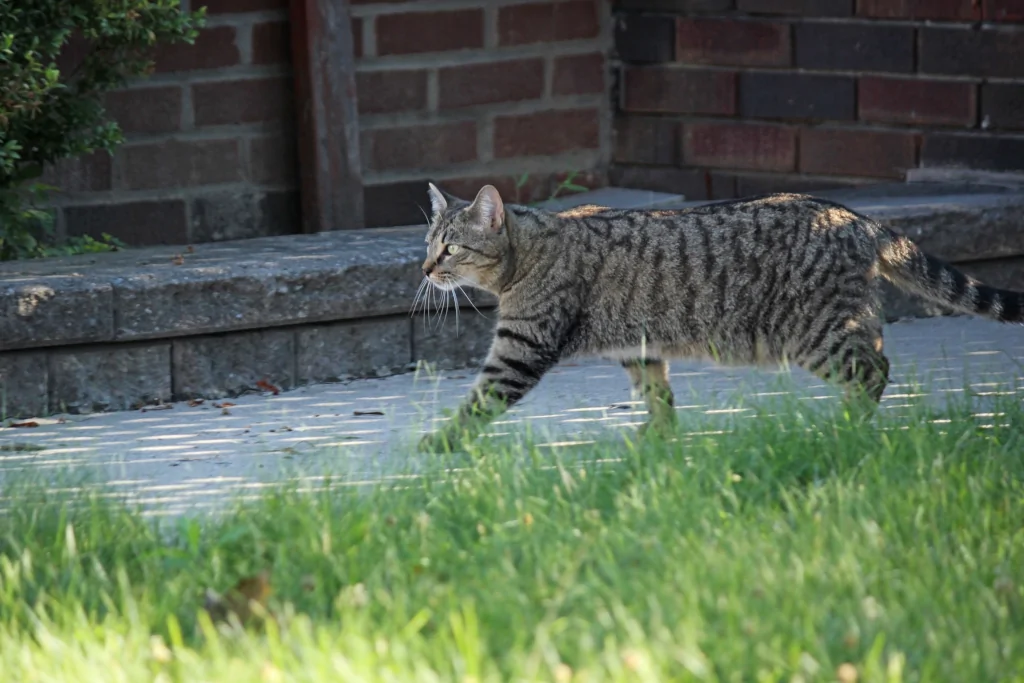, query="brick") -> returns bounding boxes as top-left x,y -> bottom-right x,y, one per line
193,78 -> 293,126
857,0 -> 980,20
550,170 -> 606,196
615,14 -> 675,63
439,59 -> 544,109
104,87 -> 182,135
362,122 -> 477,171
920,27 -> 1024,78
56,31 -> 90,75
683,123 -> 796,171
64,200 -> 188,246
614,116 -> 679,165
614,0 -> 733,10
493,109 -> 601,158
119,140 -> 242,191
50,344 -> 171,414
795,23 -> 913,72
740,72 -> 854,121
737,0 -> 852,15
499,1 -> 600,46
985,0 -> 1024,21
553,53 -> 606,95
252,21 -> 290,65
250,136 -> 298,185
733,172 -> 867,197
353,17 -> 363,58
154,26 -> 239,72
981,84 -> 1024,130
172,330 -> 294,400
298,319 -> 411,382
799,129 -> 917,178
190,190 -> 298,242
41,151 -> 112,192
859,77 -> 976,127
355,70 -> 428,114
377,10 -> 483,55
364,180 -> 428,228
441,174 -> 553,205
676,19 -> 790,67
622,66 -> 736,115
202,0 -> 287,12
922,134 -> 1024,172
609,164 -> 736,200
